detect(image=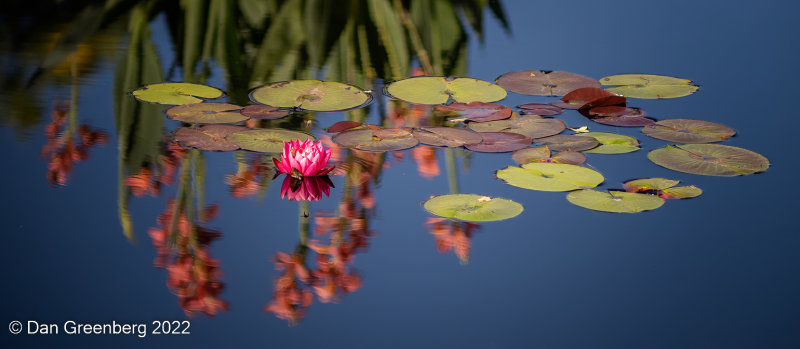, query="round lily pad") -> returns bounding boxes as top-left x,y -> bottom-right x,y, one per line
434,102 -> 512,123
495,70 -> 600,97
647,144 -> 769,176
660,185 -> 703,199
131,82 -> 224,105
641,119 -> 736,143
622,177 -> 703,199
250,80 -> 371,112
577,132 -> 640,154
566,189 -> 665,213
241,104 -> 290,119
173,125 -> 247,151
516,103 -> 563,116
226,129 -> 316,153
412,127 -> 483,147
561,87 -> 626,110
584,106 -> 655,127
332,128 -> 419,152
511,146 -> 586,165
600,74 -> 699,99
534,134 -> 600,152
384,76 -> 507,105
496,163 -> 604,192
326,120 -> 365,133
166,102 -> 248,124
423,194 -> 523,222
467,116 -> 565,139
464,132 -> 532,152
